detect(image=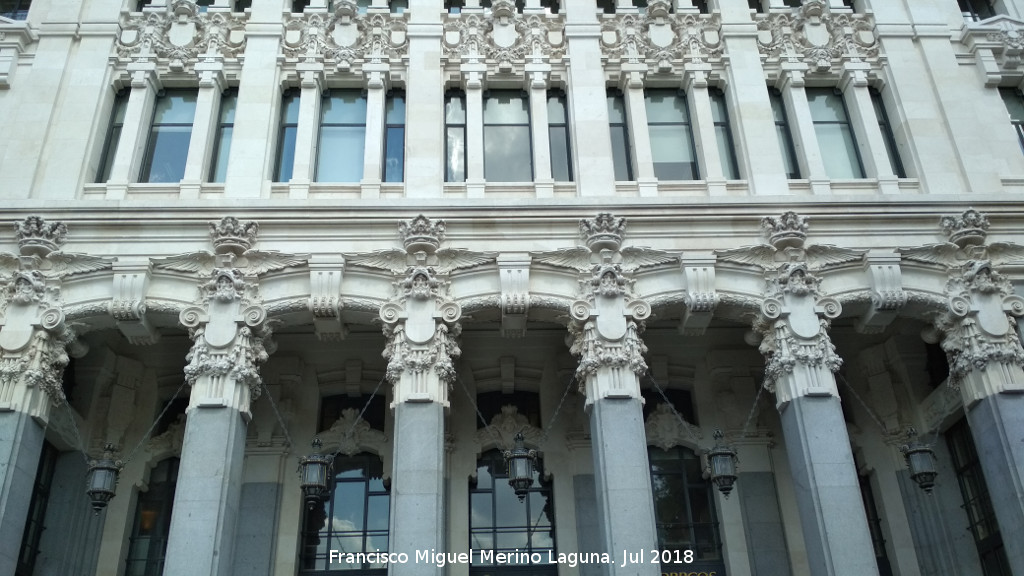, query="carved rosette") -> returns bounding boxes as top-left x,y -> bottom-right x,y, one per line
753,263 -> 843,403
282,10 -> 408,70
442,6 -> 566,71
116,3 -> 247,71
756,0 -> 879,74
601,9 -> 722,72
